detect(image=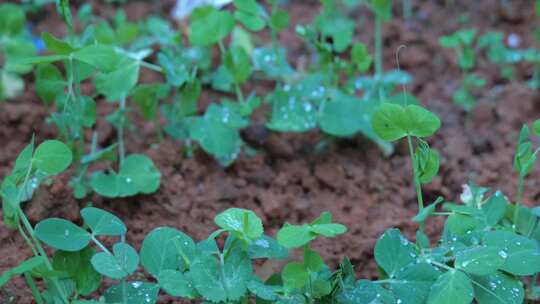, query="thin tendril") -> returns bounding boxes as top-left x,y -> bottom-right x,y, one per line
395,45 -> 409,105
